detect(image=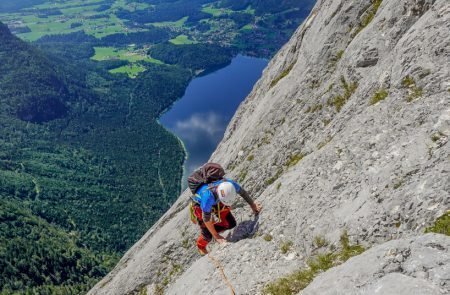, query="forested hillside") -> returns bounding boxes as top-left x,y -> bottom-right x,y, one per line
0,198 -> 116,294
0,23 -> 188,293
0,22 -> 91,123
